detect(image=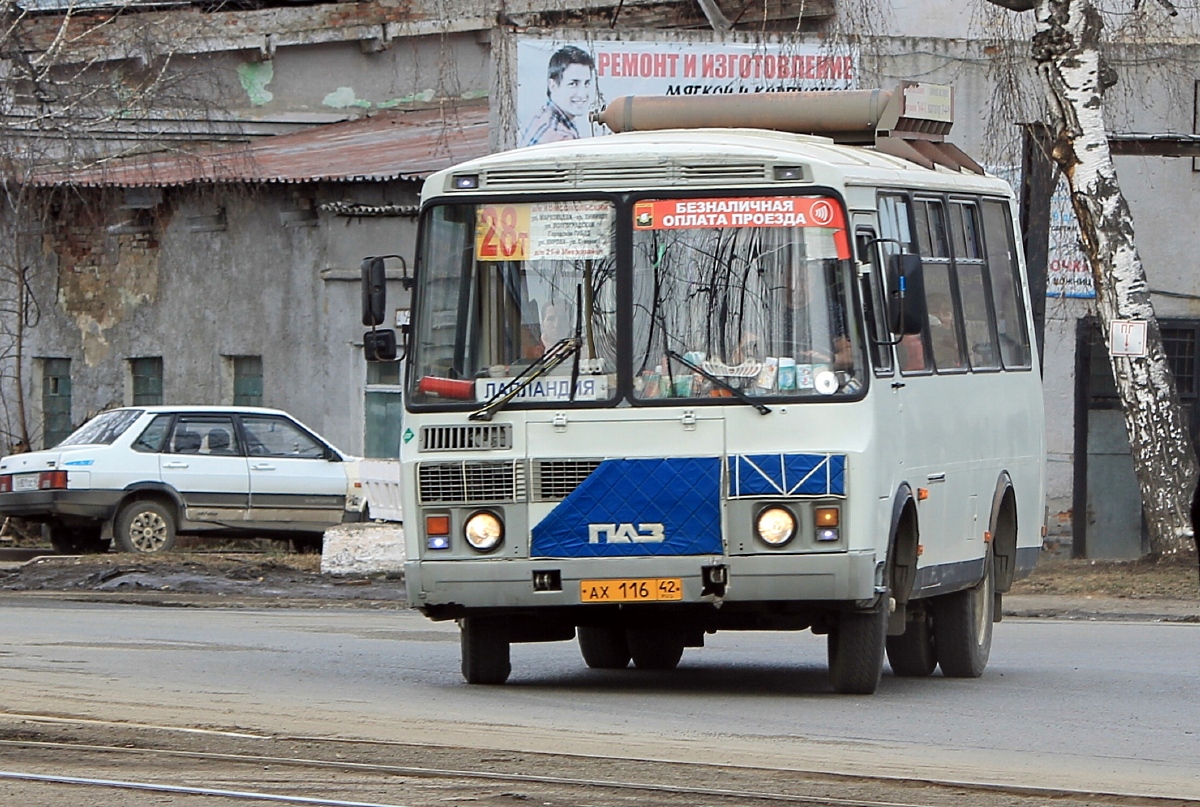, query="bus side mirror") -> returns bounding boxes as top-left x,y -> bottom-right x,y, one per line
364,329 -> 397,362
887,253 -> 927,335
361,257 -> 387,327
